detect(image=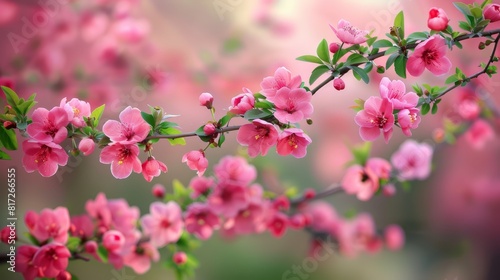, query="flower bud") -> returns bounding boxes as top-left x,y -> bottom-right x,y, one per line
427,7 -> 449,31
152,184 -> 166,199
199,92 -> 214,109
79,138 -> 95,156
329,42 -> 340,53
333,78 -> 345,91
173,252 -> 188,265
479,42 -> 486,50
203,123 -> 217,136
84,240 -> 98,254
484,4 -> 500,22
384,225 -> 405,251
376,66 -> 385,74
382,184 -> 396,197
102,230 -> 125,252
304,188 -> 316,199
3,121 -> 16,129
